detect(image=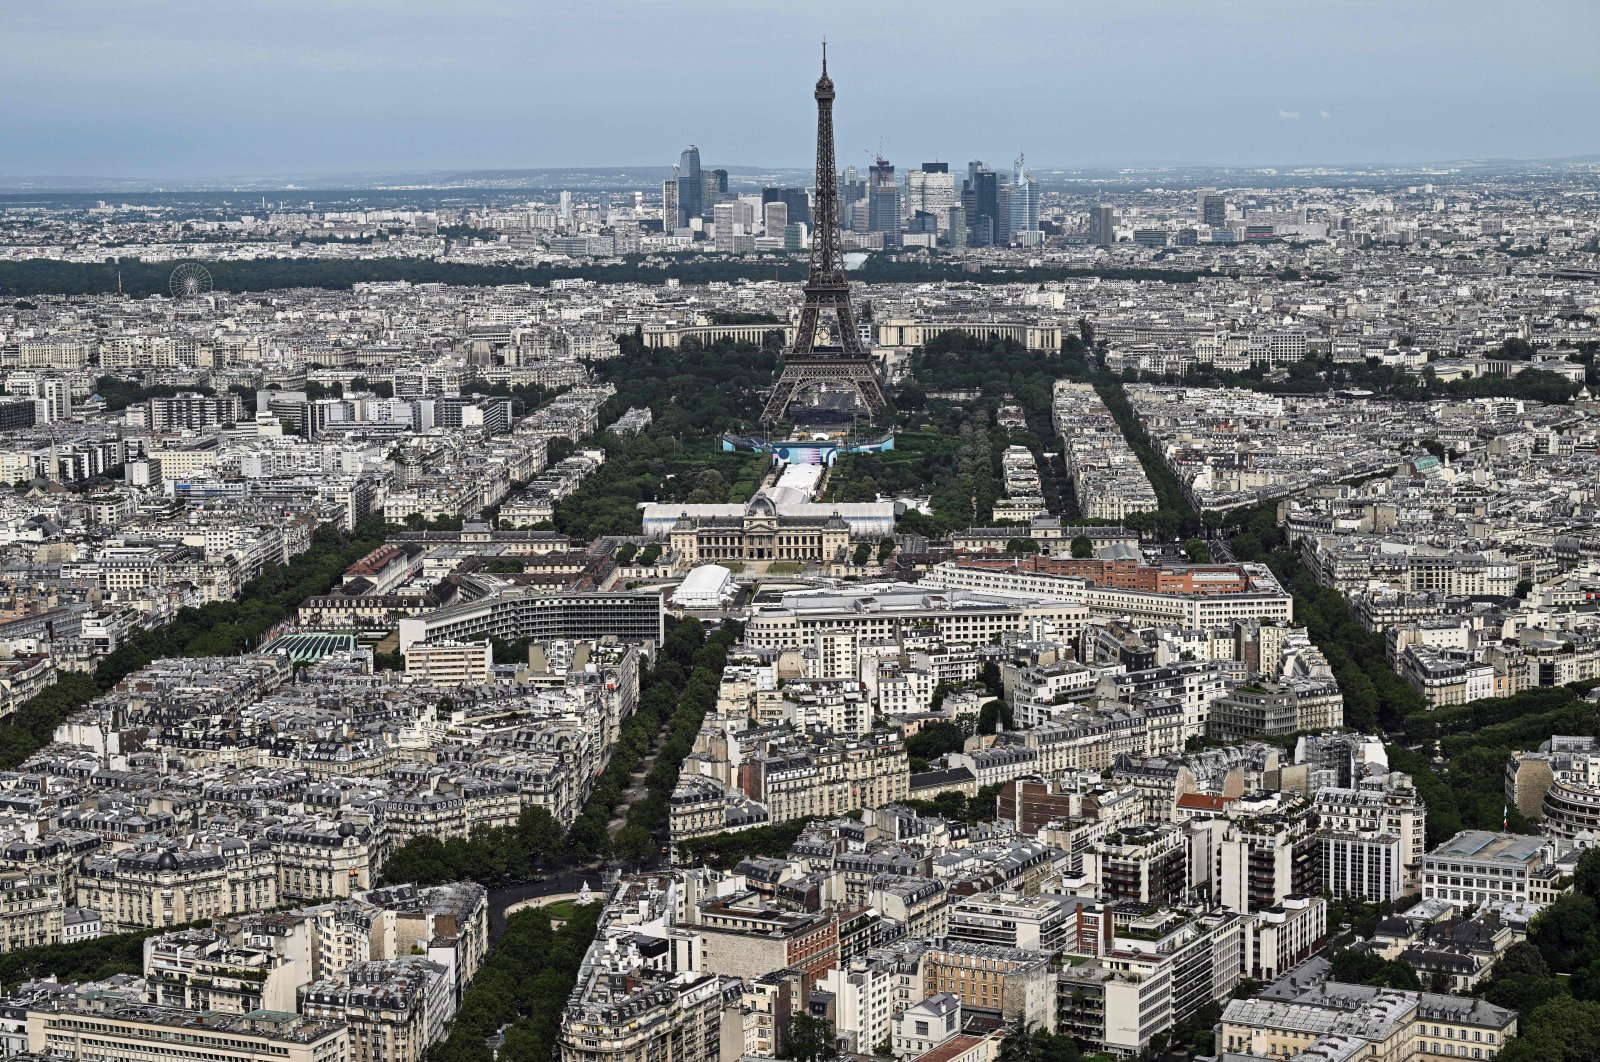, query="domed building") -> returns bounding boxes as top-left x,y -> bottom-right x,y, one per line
662,494 -> 854,567
1506,735 -> 1600,839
